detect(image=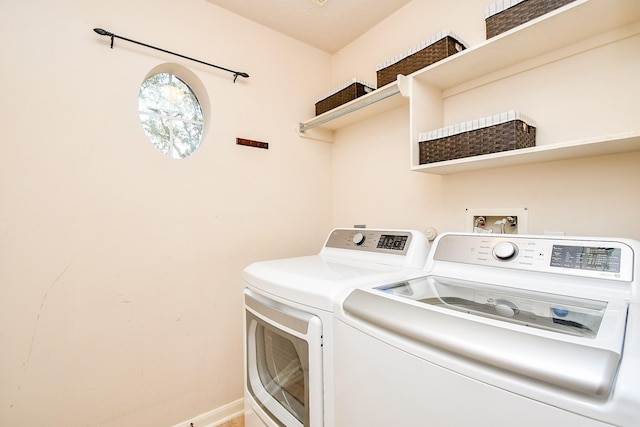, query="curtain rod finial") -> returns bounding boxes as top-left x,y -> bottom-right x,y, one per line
233,72 -> 250,83
93,28 -> 113,37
